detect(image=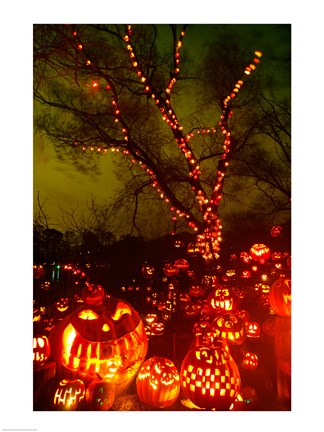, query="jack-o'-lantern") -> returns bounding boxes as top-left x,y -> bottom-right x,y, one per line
246,321 -> 261,338
271,251 -> 283,262
269,277 -> 291,317
225,269 -> 236,278
201,274 -> 219,289
235,309 -> 250,325
174,239 -> 184,248
136,357 -> 180,408
271,225 -> 283,237
240,252 -> 251,264
242,352 -> 258,371
49,297 -> 148,395
41,281 -> 51,291
193,320 -> 211,343
180,338 -> 241,410
144,313 -> 158,325
250,244 -> 271,264
189,284 -> 206,298
33,264 -> 45,279
53,297 -> 71,319
53,379 -> 85,410
181,301 -> 200,318
81,282 -> 105,305
150,322 -> 165,336
207,285 -> 240,315
33,334 -> 50,367
142,264 -> 155,278
174,258 -> 189,272
241,270 -> 251,279
163,263 -> 179,277
85,379 -> 115,410
211,314 -> 246,346
187,242 -> 202,256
